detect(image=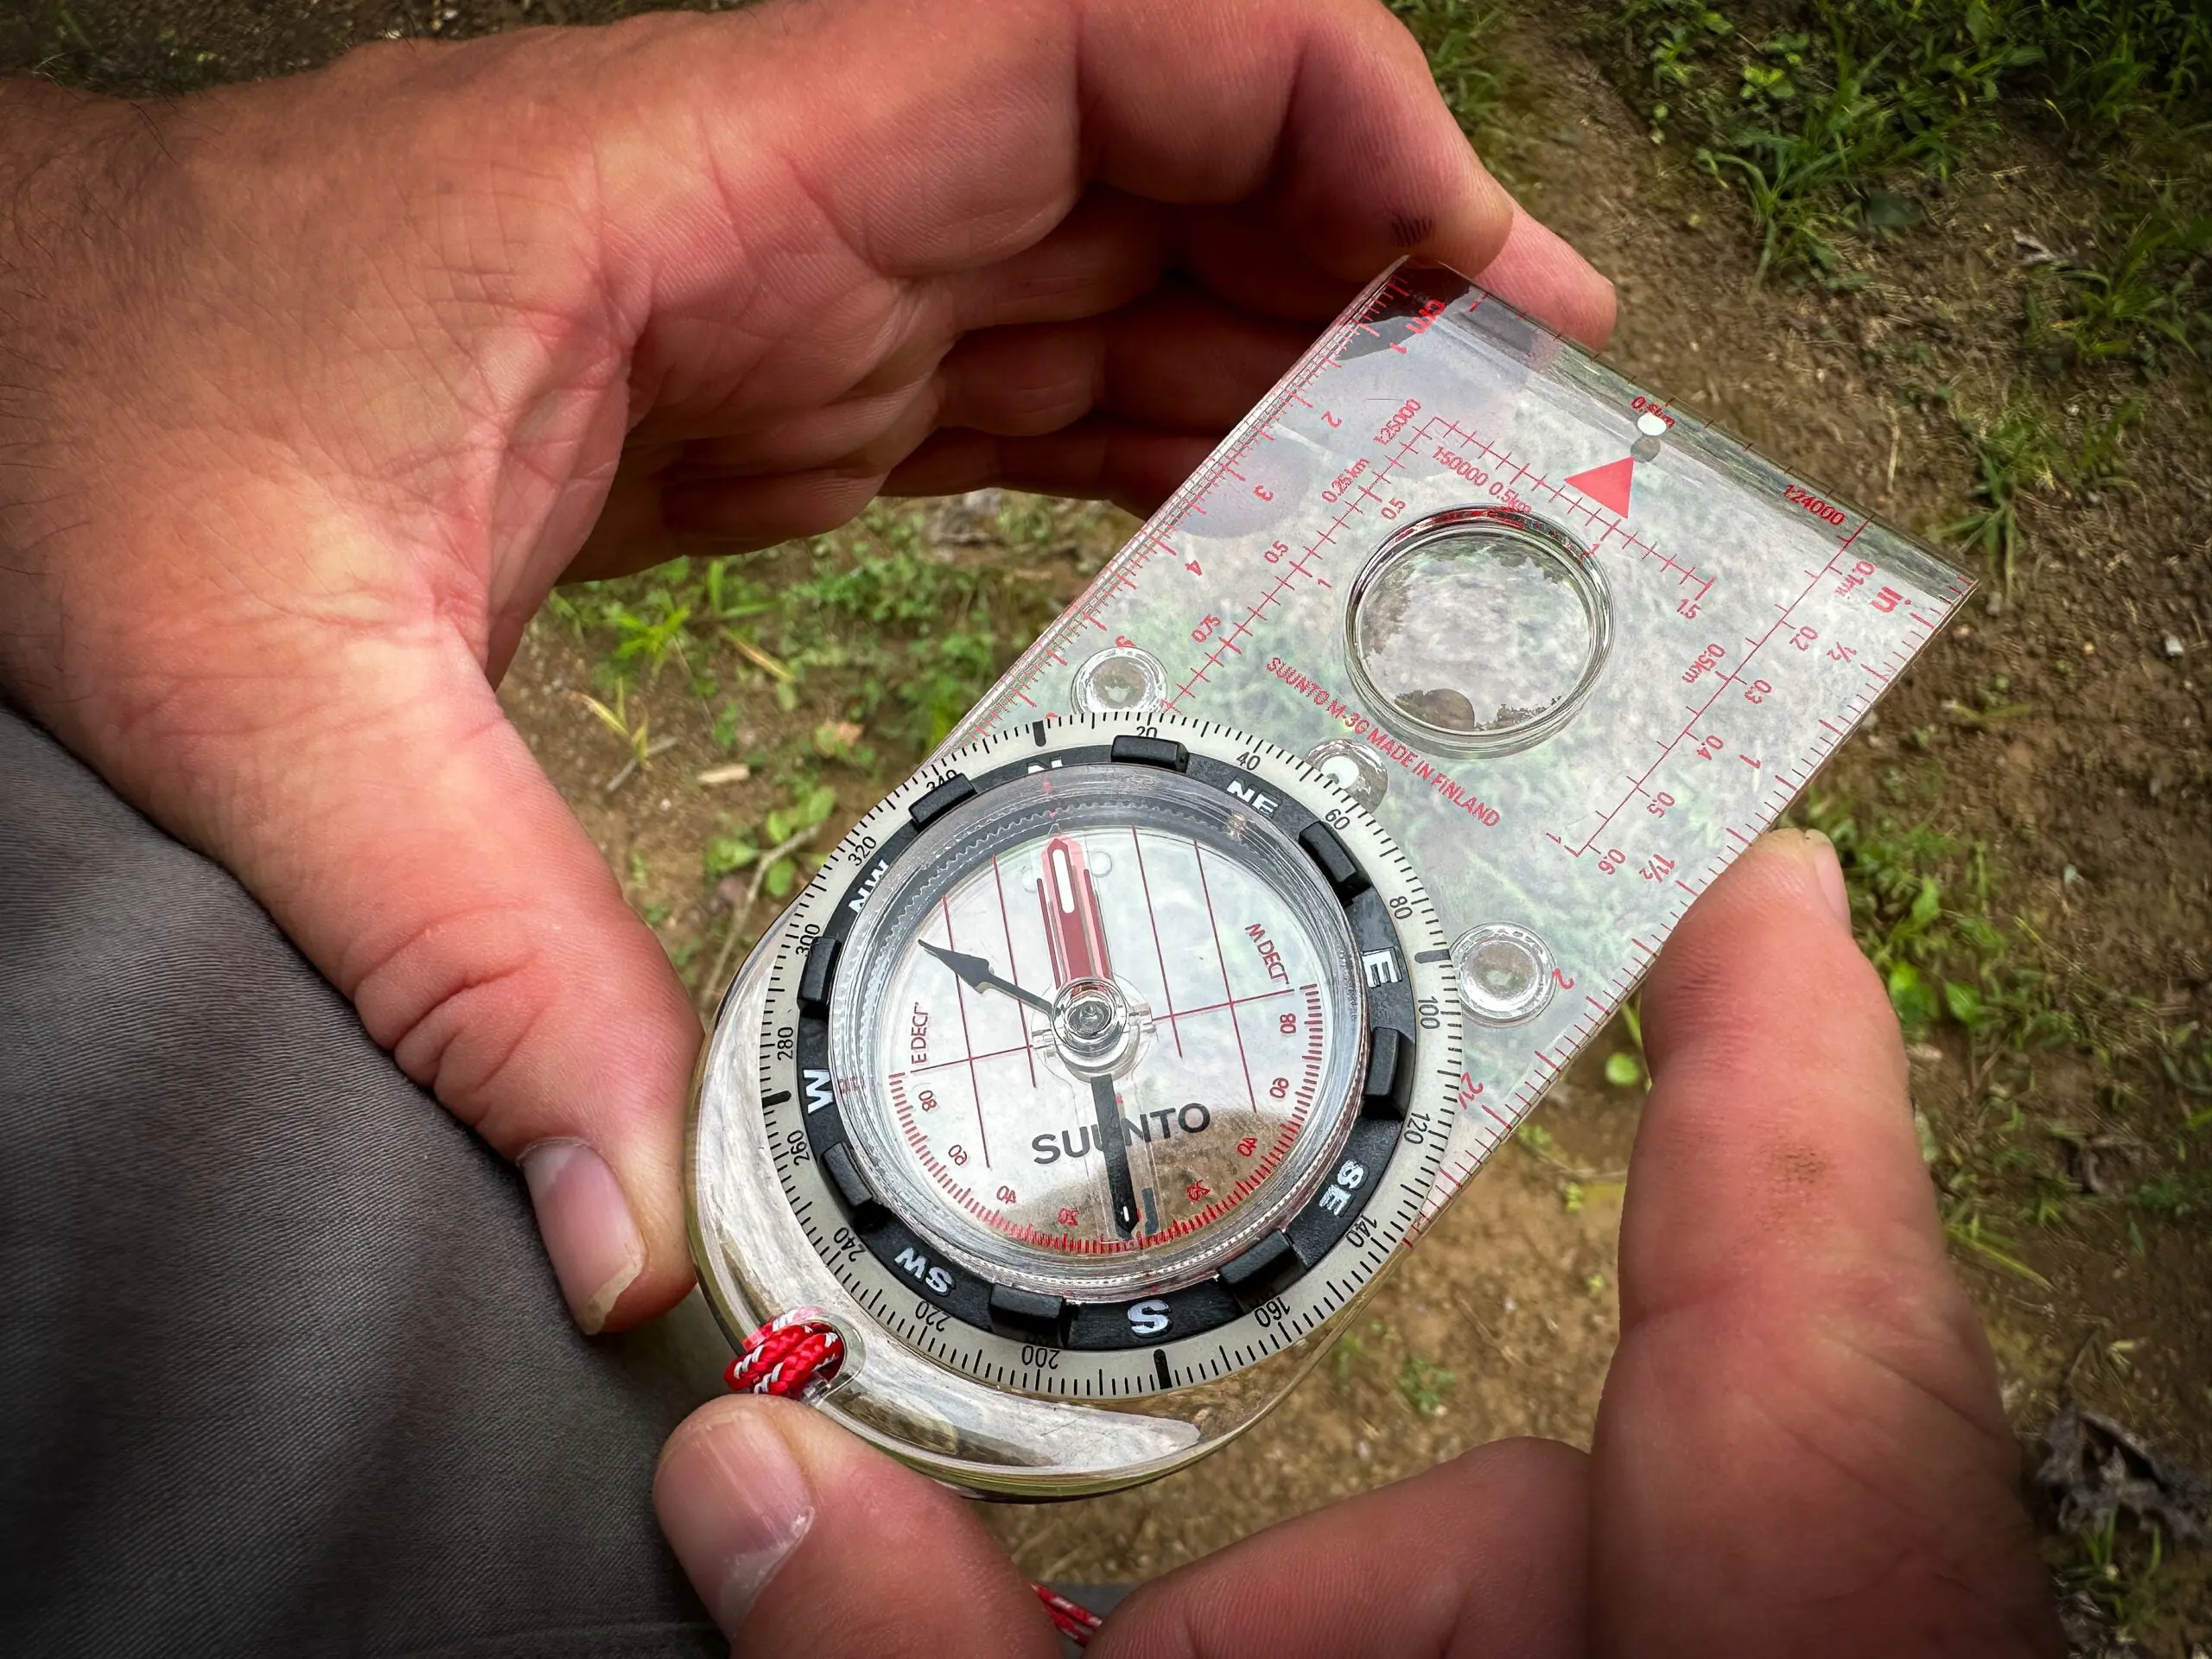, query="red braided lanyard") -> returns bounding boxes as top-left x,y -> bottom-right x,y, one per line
727,1313 -> 1105,1647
